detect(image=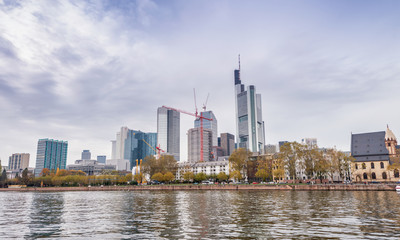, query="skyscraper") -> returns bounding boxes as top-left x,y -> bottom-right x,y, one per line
81,150 -> 91,160
157,107 -> 180,161
34,139 -> 68,176
194,111 -> 218,147
234,58 -> 265,153
8,153 -> 30,171
188,128 -> 212,163
220,133 -> 235,156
